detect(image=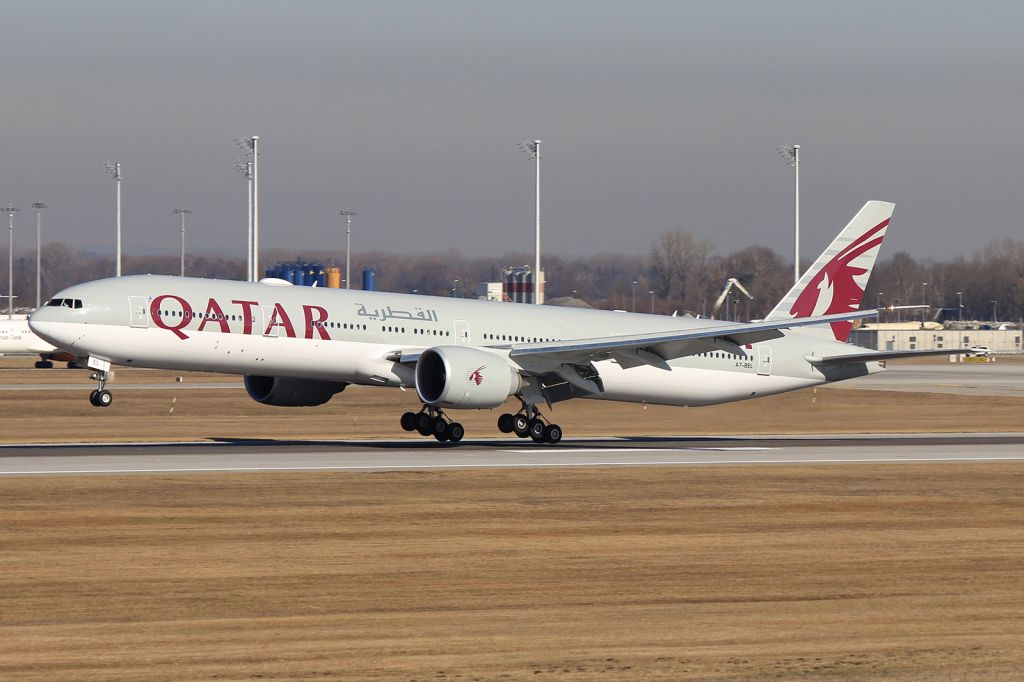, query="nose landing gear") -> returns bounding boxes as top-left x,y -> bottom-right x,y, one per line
401,406 -> 464,443
88,370 -> 113,408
